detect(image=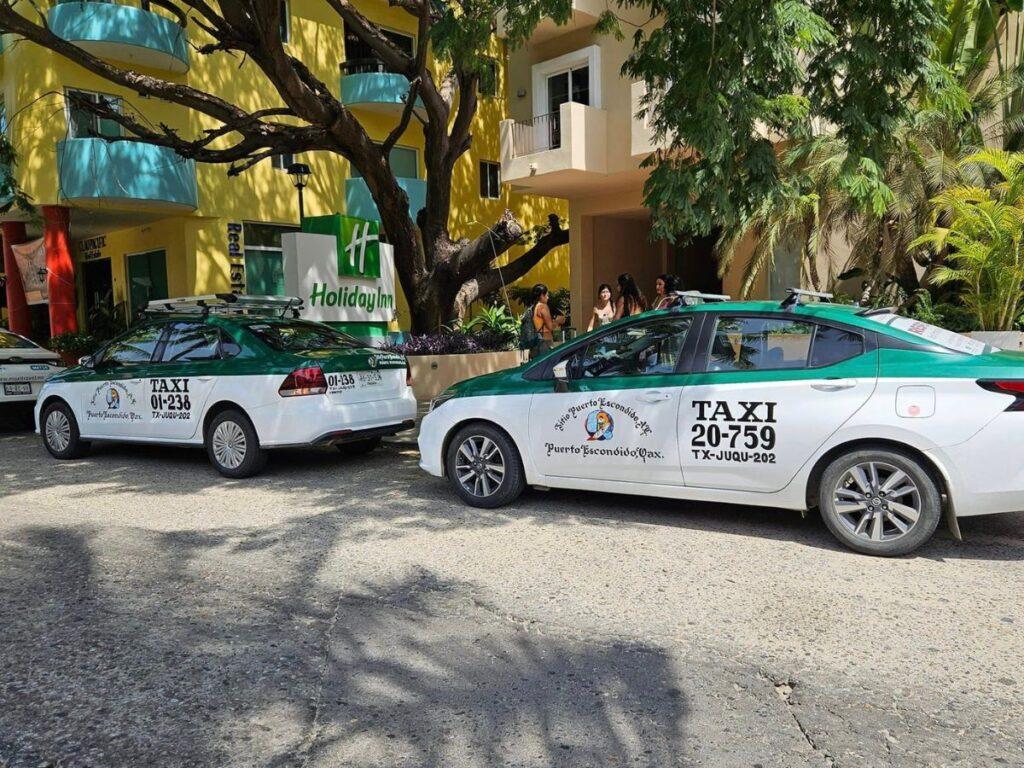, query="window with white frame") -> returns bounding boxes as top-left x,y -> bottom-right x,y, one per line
243,222 -> 299,296
66,89 -> 123,139
479,161 -> 500,199
271,152 -> 295,171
